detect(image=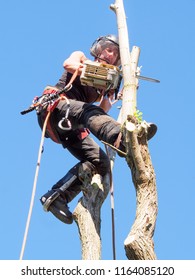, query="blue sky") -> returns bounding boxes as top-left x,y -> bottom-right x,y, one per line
1,0 -> 195,260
